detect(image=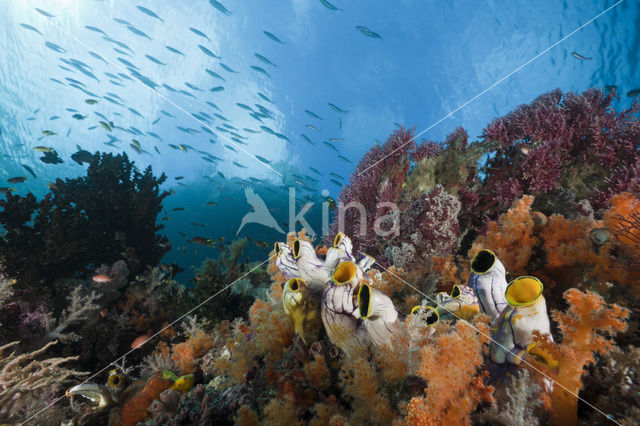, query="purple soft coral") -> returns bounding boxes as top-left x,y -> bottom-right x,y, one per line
482,88 -> 640,213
